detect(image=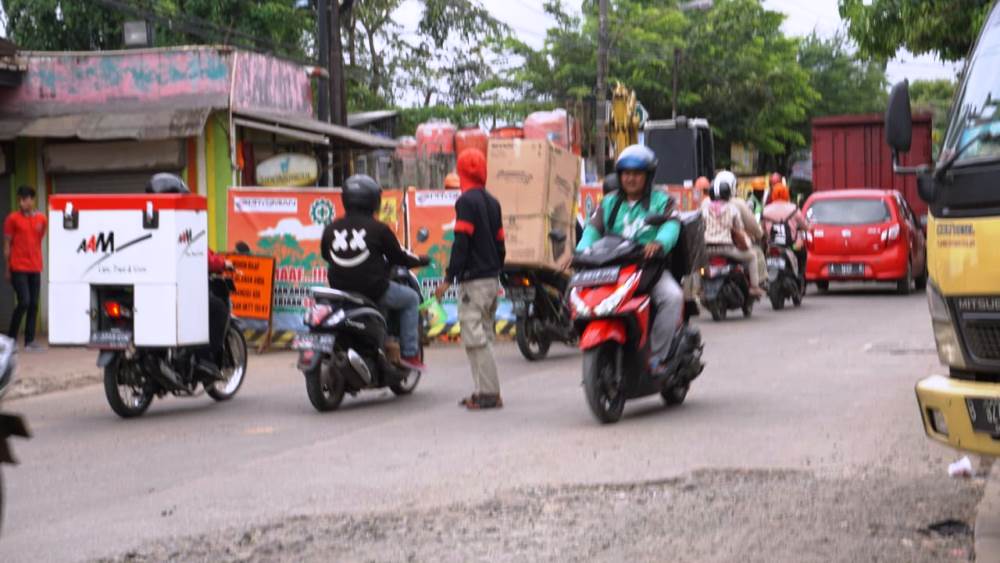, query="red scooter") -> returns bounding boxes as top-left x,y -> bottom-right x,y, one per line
569,215 -> 705,423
